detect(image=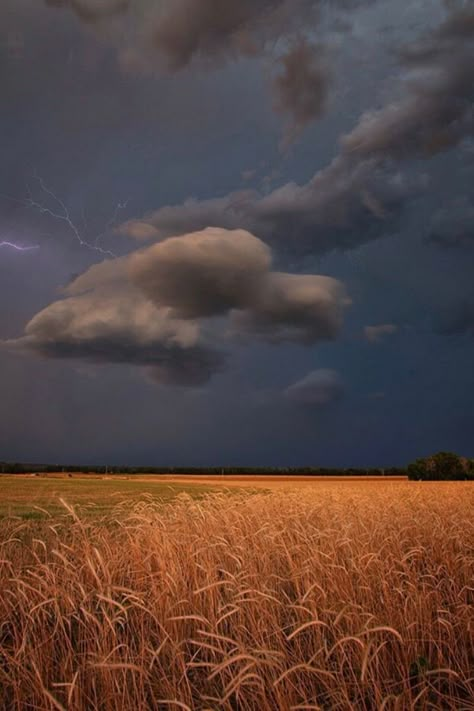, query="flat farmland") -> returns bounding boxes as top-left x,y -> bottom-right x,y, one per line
0,479 -> 473,710
0,474 -> 406,519
0,475 -> 220,519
